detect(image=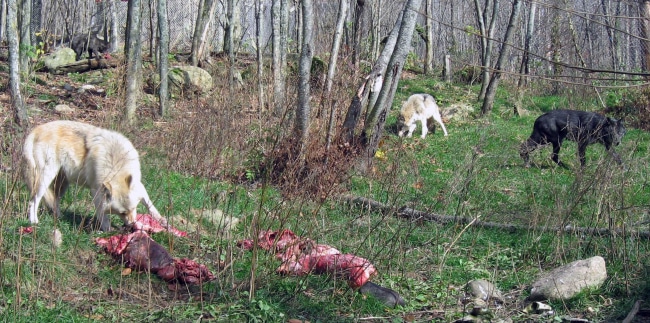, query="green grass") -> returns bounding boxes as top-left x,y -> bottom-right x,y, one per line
1,77 -> 649,322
